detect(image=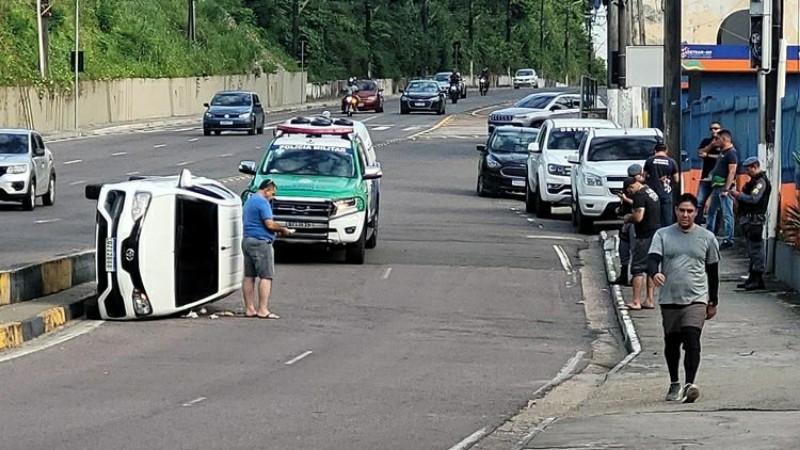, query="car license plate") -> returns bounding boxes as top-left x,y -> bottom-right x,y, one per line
414,102 -> 425,107
358,103 -> 365,107
220,120 -> 233,126
286,221 -> 325,229
105,237 -> 116,272
512,179 -> 526,187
